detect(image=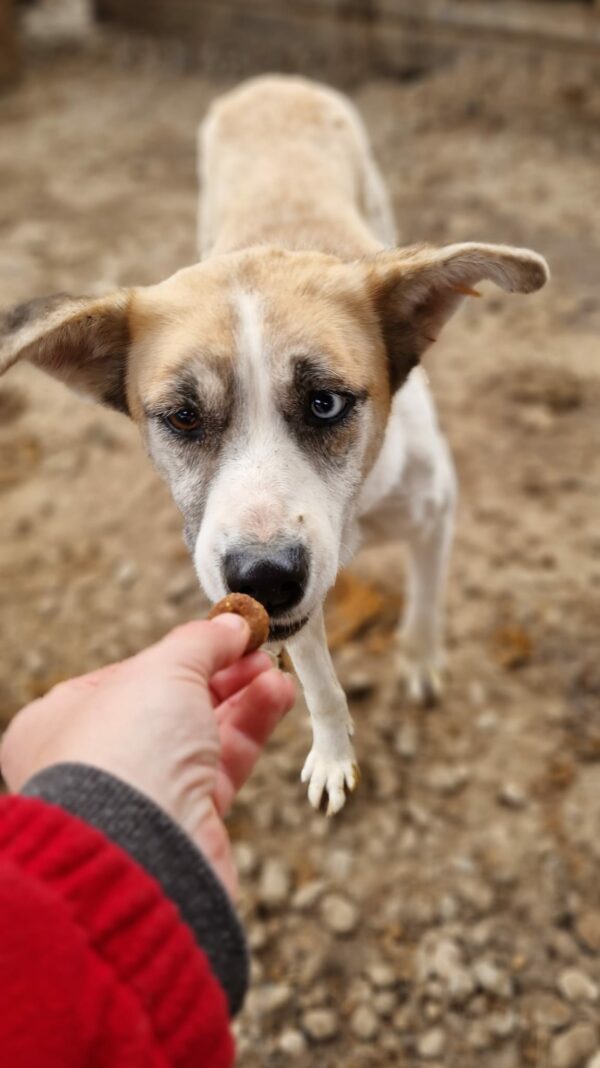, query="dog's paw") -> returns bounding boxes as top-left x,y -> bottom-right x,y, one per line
406,661 -> 443,707
301,748 -> 360,816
